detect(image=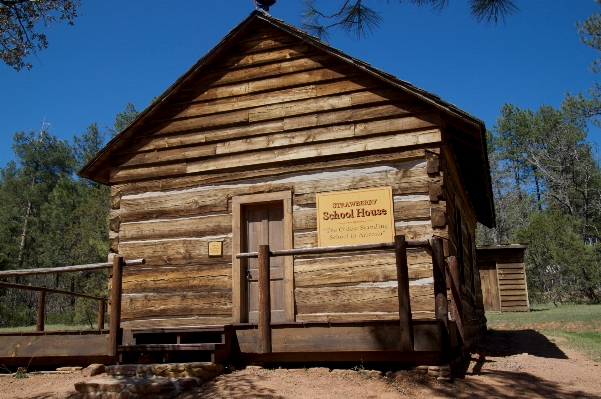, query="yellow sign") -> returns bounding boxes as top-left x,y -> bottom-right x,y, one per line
208,241 -> 223,257
316,187 -> 395,247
